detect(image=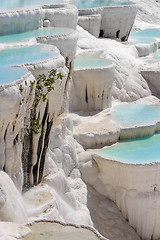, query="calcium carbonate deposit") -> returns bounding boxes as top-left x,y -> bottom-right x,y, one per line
1,1 -> 160,240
